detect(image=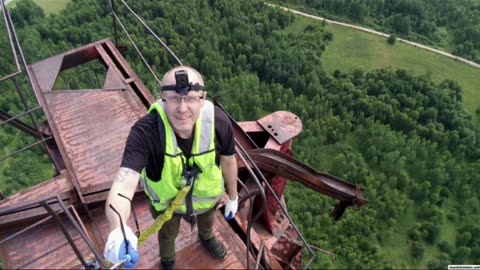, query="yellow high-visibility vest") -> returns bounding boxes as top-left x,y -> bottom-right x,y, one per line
141,100 -> 224,214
